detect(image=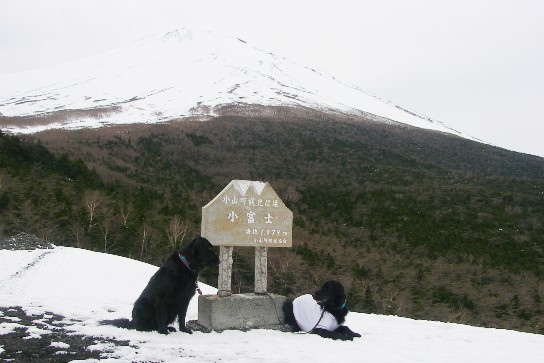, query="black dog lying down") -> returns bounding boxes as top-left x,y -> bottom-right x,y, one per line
283,280 -> 361,341
104,237 -> 219,334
